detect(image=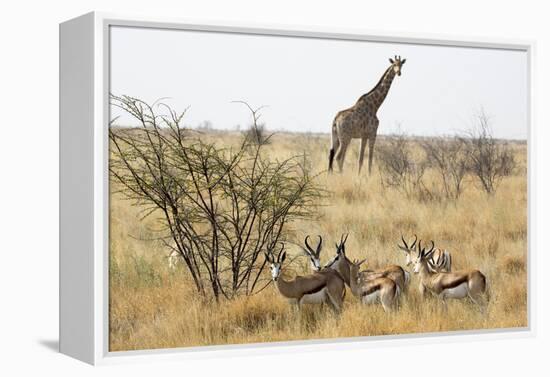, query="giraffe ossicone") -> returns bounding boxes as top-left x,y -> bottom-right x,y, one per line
328,56 -> 406,175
